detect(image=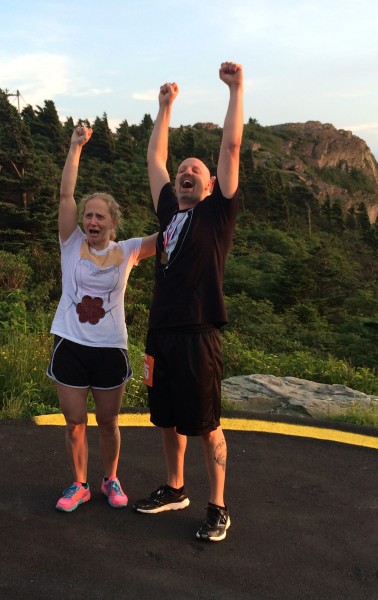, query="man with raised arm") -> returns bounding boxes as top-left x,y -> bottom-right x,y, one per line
134,62 -> 244,542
